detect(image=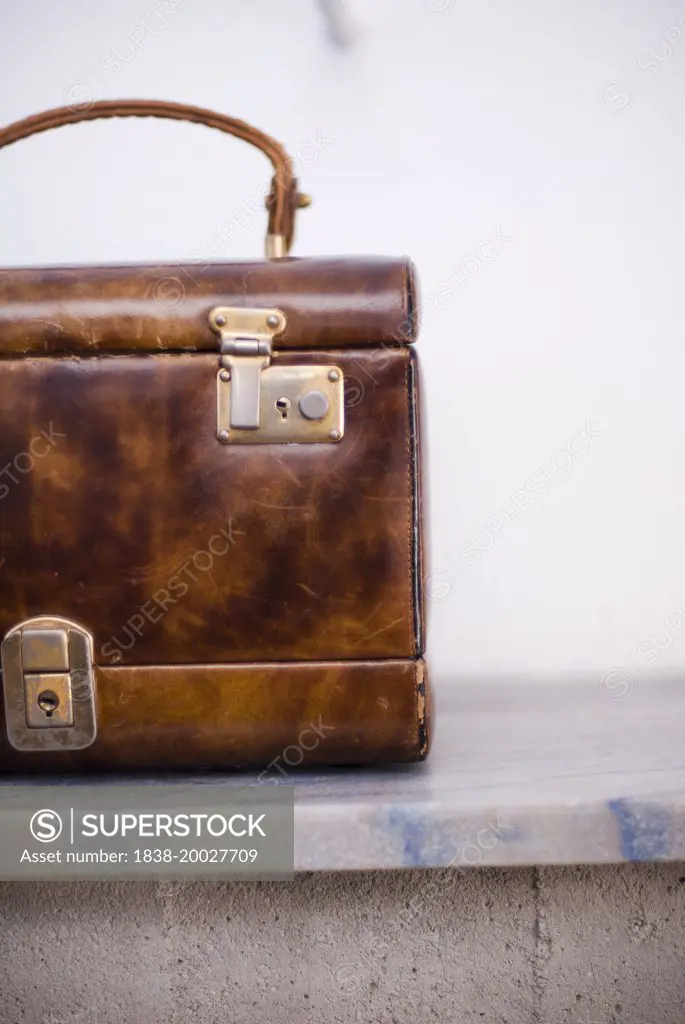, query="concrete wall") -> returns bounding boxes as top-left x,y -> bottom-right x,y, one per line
1,865 -> 683,1022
